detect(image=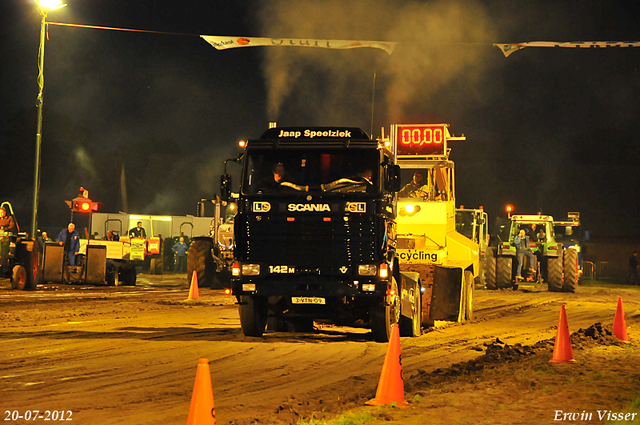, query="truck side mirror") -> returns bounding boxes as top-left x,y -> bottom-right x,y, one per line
220,174 -> 232,202
387,164 -> 402,192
